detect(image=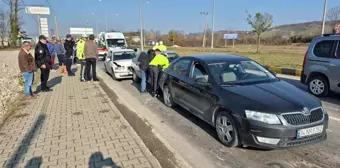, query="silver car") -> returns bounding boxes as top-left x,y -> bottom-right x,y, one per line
301,33 -> 340,96
104,48 -> 136,81
130,50 -> 180,83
